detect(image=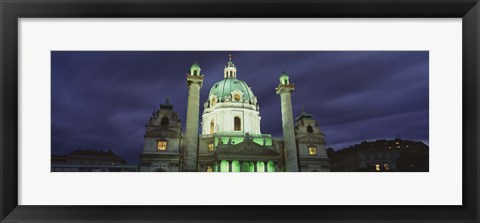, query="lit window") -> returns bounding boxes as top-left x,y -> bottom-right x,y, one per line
384,164 -> 389,171
208,143 -> 214,152
207,166 -> 213,172
211,98 -> 216,106
395,141 -> 400,145
234,94 -> 241,101
375,164 -> 380,171
157,141 -> 167,151
309,147 -> 317,156
210,120 -> 215,134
